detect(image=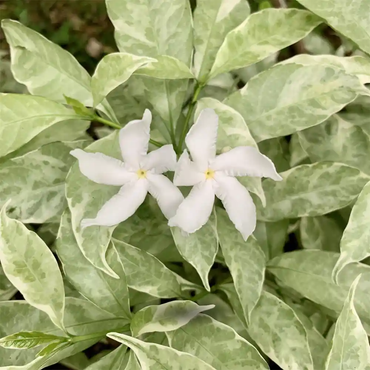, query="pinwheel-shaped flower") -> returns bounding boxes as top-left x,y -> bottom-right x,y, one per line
169,108 -> 282,240
71,110 -> 183,228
